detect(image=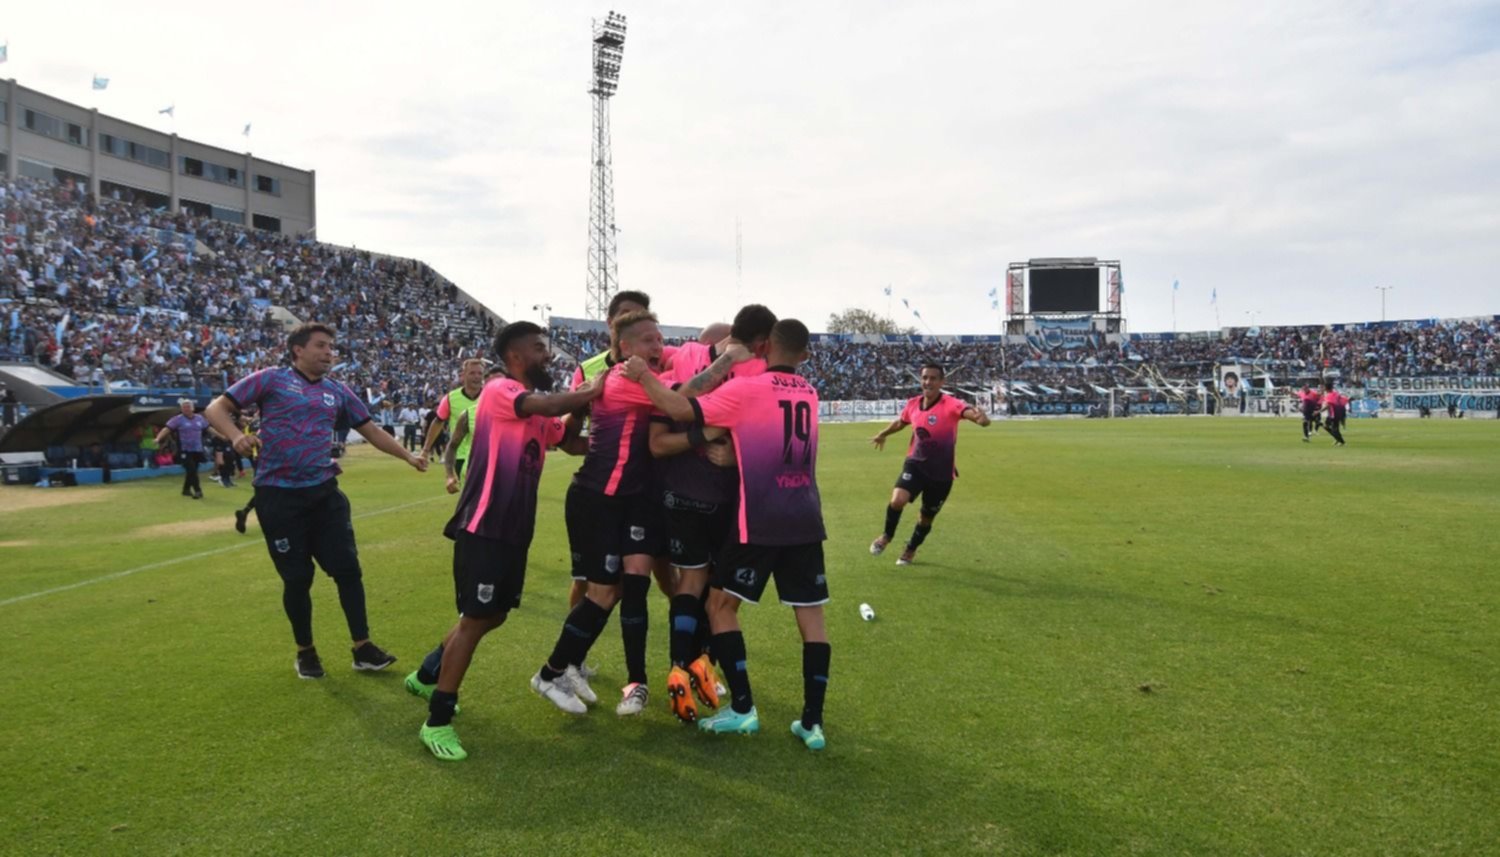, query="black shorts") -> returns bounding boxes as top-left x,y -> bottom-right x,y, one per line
662,490 -> 734,570
565,484 -> 665,584
894,461 -> 954,516
451,529 -> 527,618
1301,404 -> 1318,421
713,541 -> 828,606
253,478 -> 360,581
